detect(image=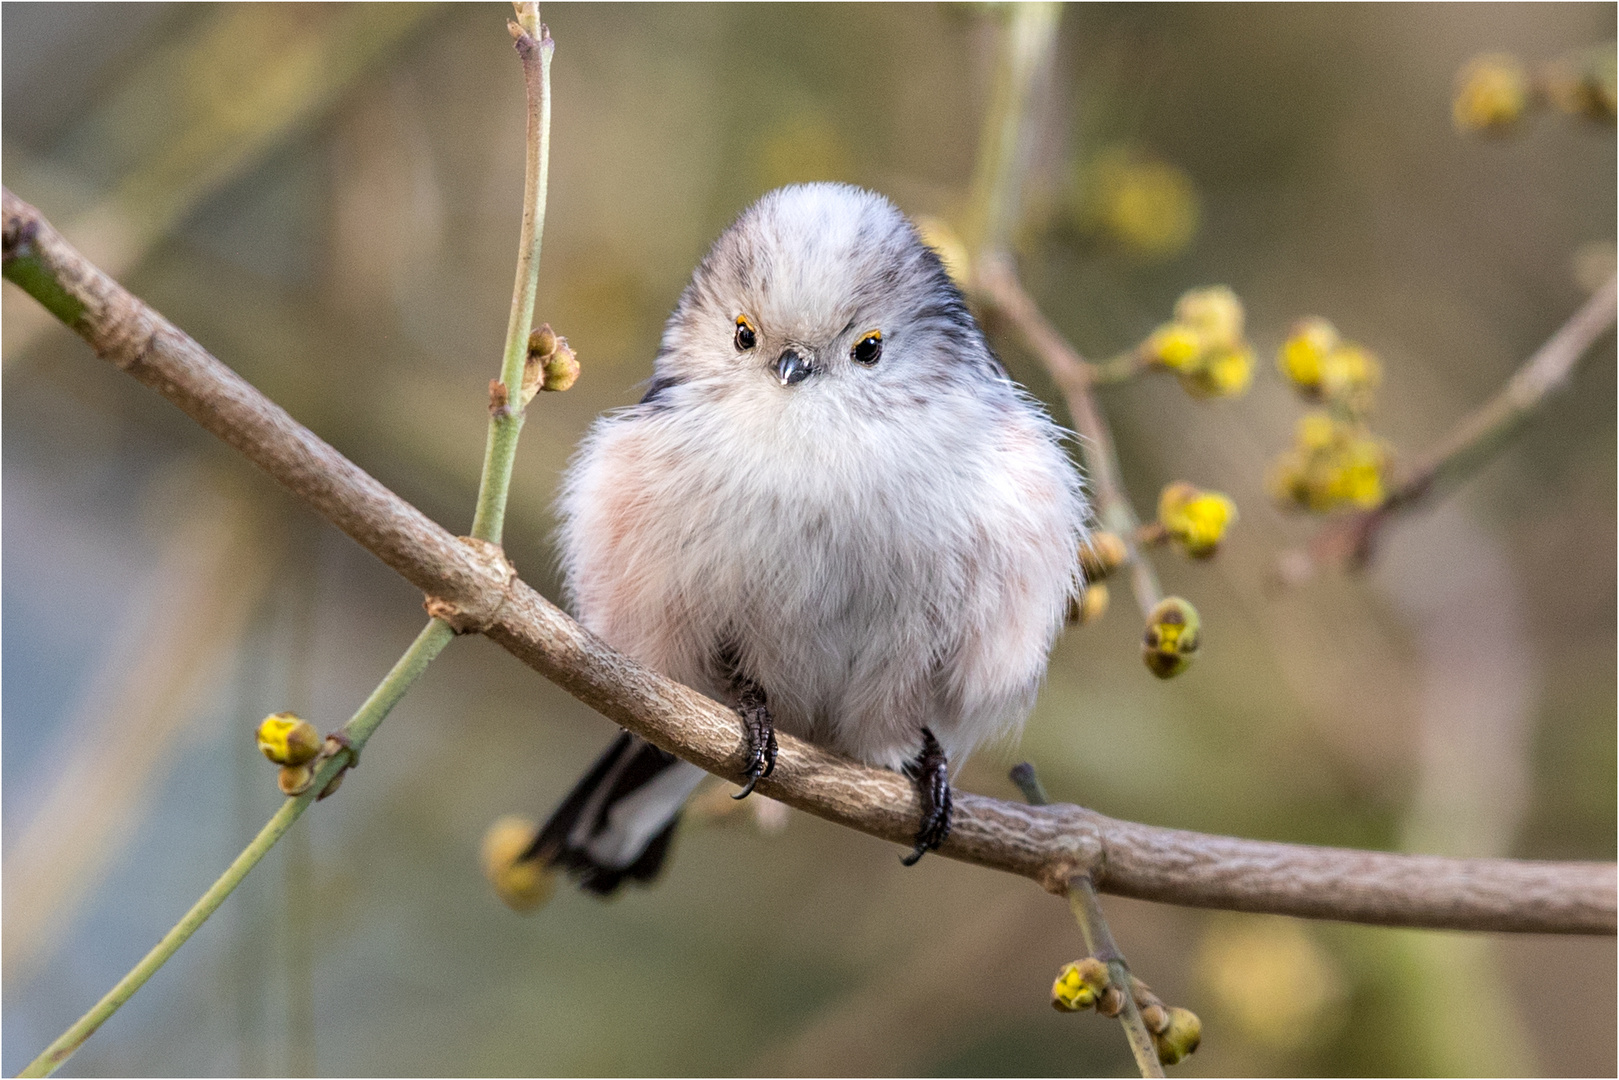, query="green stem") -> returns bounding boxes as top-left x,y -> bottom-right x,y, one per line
1069,876 -> 1166,1079
19,619 -> 453,1078
18,13 -> 558,1075
470,12 -> 554,546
